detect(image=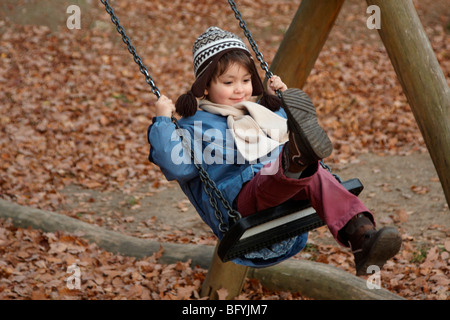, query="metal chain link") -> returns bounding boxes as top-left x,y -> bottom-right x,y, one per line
100,0 -> 240,233
228,0 -> 273,80
181,136 -> 242,232
228,0 -> 342,182
320,161 -> 343,183
100,0 -> 161,99
228,0 -> 284,99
